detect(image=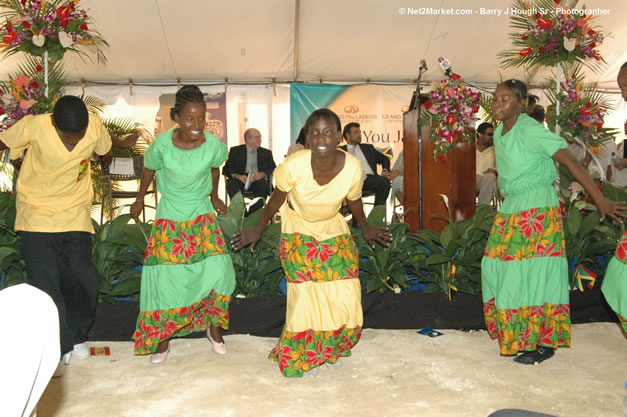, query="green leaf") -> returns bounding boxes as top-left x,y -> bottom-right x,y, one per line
366,205 -> 387,226
567,207 -> 583,236
439,224 -> 455,248
426,254 -> 449,265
